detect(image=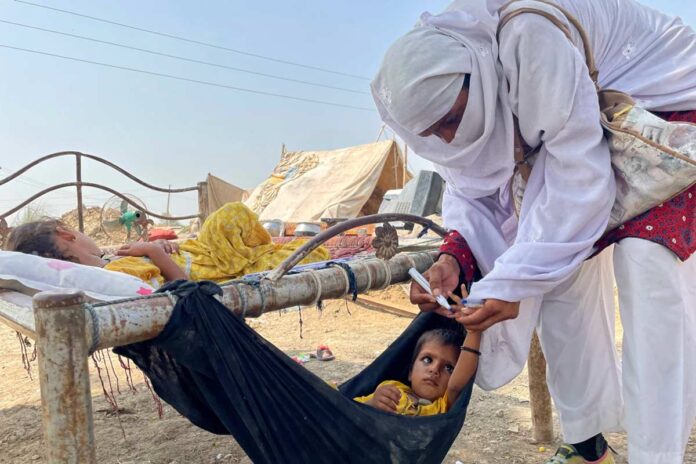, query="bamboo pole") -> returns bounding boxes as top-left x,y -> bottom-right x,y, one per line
528,332 -> 554,442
